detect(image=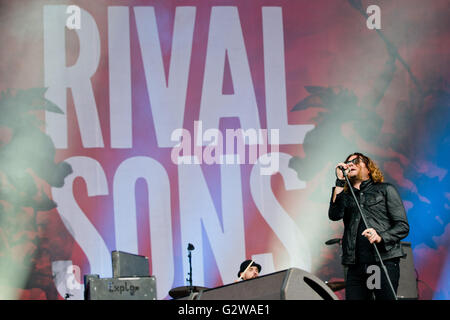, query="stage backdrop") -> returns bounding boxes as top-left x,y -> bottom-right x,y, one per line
0,0 -> 448,300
